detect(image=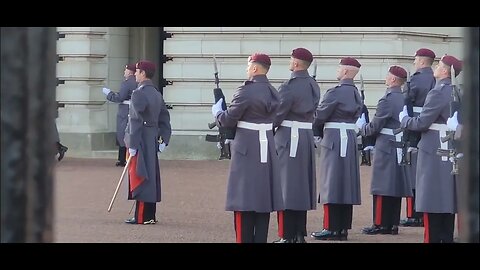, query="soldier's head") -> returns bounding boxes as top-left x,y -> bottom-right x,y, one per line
414,48 -> 436,70
336,57 -> 361,80
386,65 -> 407,87
135,60 -> 156,82
246,53 -> 271,79
434,55 -> 462,79
290,47 -> 313,71
124,63 -> 136,78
